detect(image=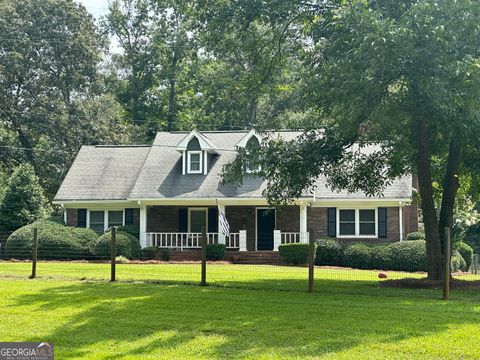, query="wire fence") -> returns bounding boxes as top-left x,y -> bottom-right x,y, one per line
1,227 -> 479,298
